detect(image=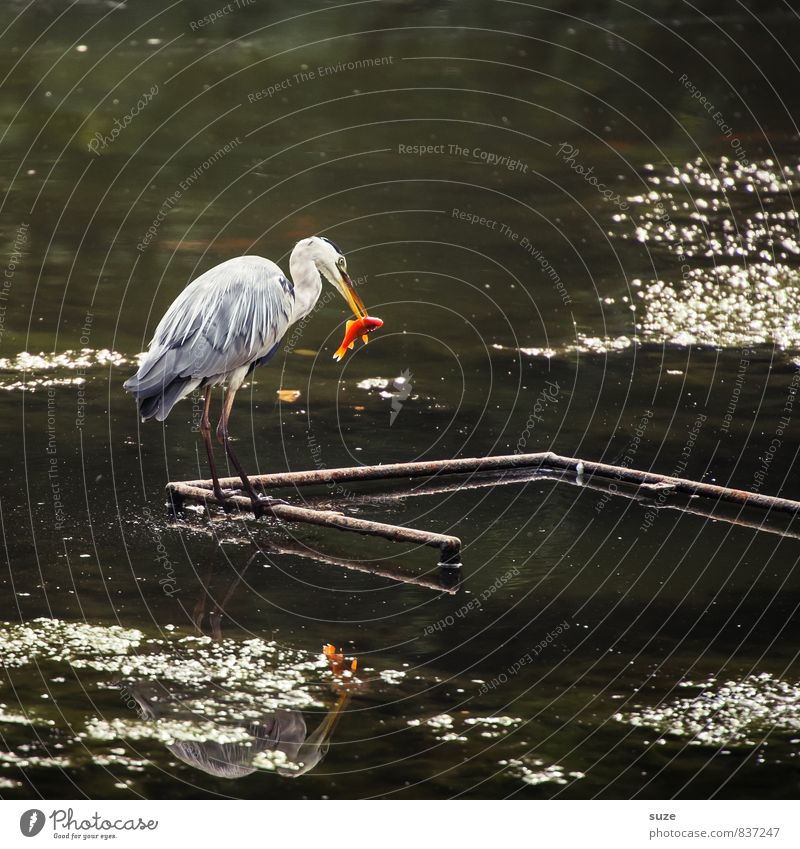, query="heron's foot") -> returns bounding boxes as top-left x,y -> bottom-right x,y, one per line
212,486 -> 236,499
211,486 -> 236,512
257,494 -> 290,507
246,493 -> 289,518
